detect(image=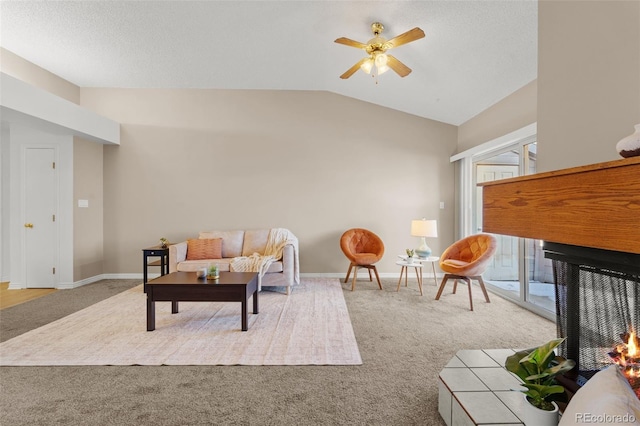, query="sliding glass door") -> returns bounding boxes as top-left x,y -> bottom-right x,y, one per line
474,150 -> 520,299
472,141 -> 556,319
